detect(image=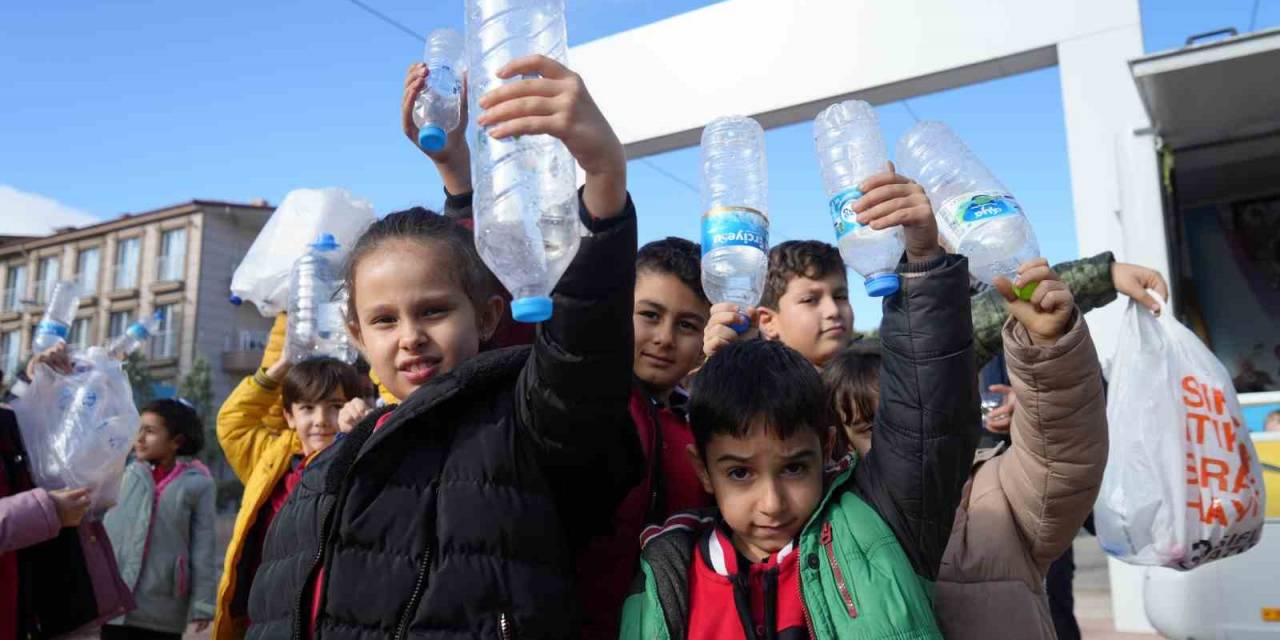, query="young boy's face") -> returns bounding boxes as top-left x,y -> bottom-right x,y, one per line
690,424 -> 829,562
285,388 -> 349,456
633,272 -> 710,397
759,272 -> 853,368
